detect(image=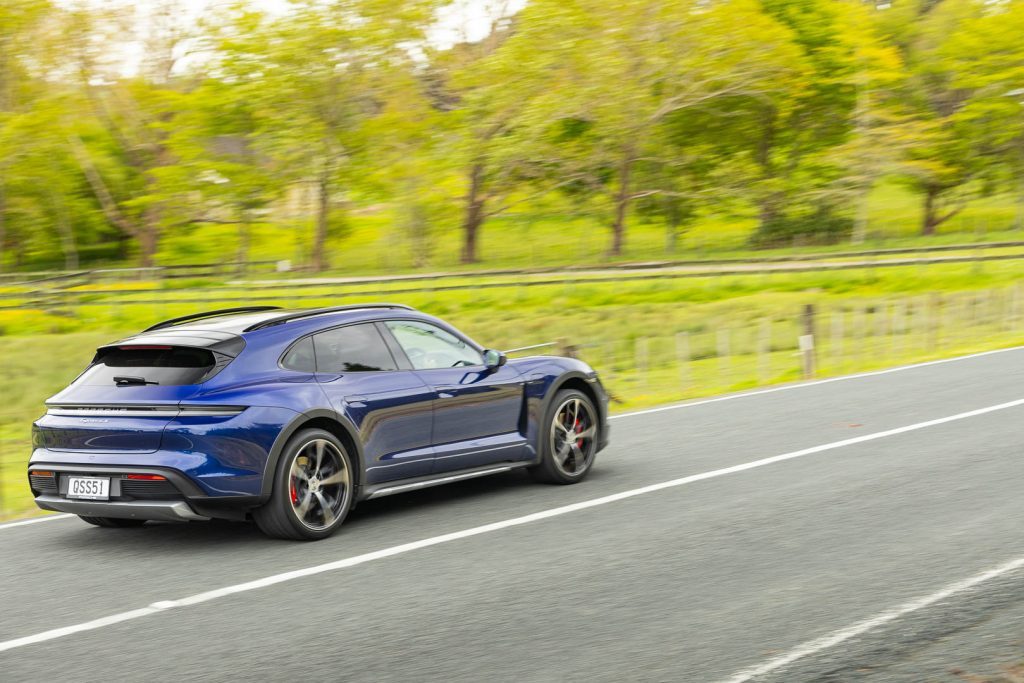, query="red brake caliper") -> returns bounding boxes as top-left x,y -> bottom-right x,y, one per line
290,478 -> 298,504
575,417 -> 583,449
